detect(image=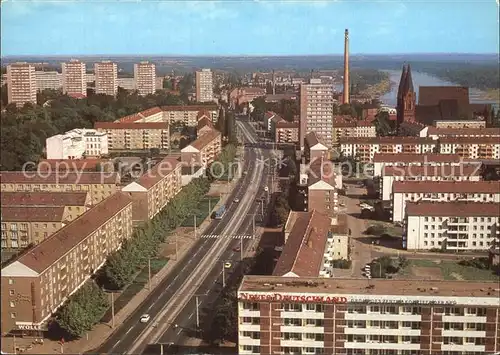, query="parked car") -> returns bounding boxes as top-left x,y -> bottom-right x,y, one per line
140,314 -> 151,323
